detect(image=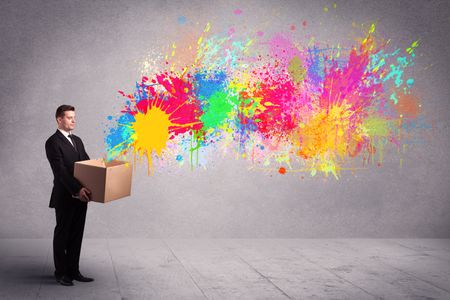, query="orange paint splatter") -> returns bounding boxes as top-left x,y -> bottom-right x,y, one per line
278,167 -> 287,174
395,93 -> 421,118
